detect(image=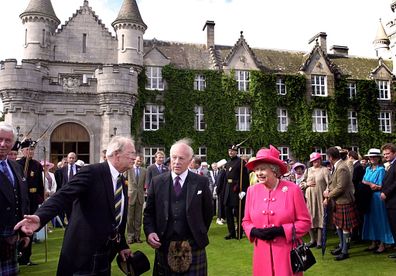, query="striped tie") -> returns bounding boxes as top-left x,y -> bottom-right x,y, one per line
114,174 -> 123,226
